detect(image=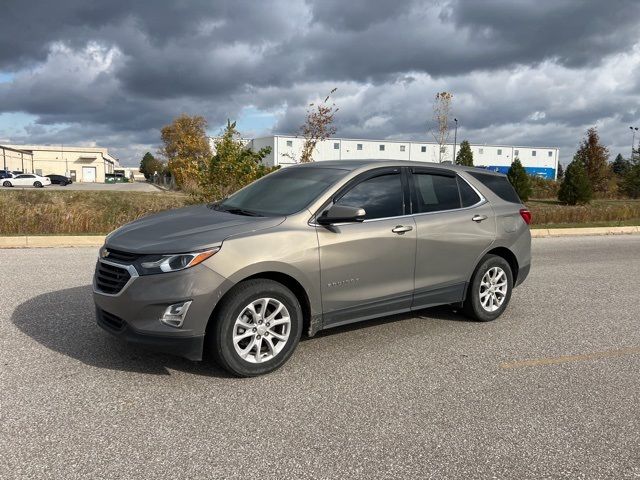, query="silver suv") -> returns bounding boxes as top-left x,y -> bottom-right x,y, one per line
94,160 -> 531,376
